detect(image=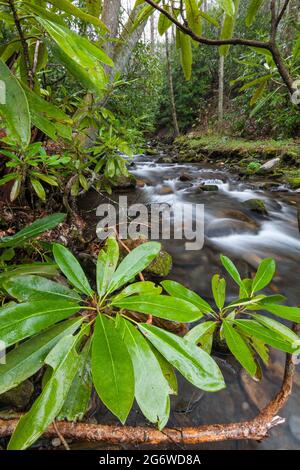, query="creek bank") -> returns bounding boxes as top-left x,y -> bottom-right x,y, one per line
153,135 -> 300,190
